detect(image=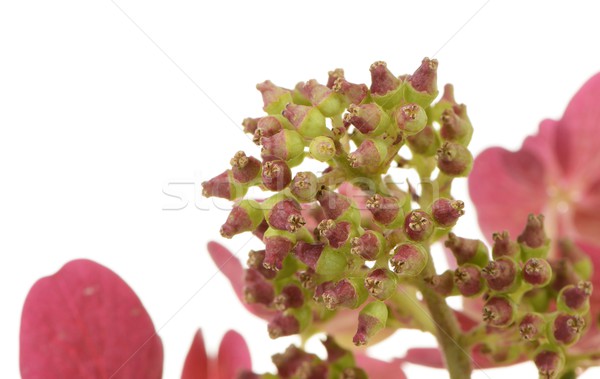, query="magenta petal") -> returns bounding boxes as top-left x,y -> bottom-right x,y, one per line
20,259 -> 163,379
181,330 -> 208,379
469,147 -> 548,240
217,330 -> 252,379
207,242 -> 275,321
355,354 -> 406,379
